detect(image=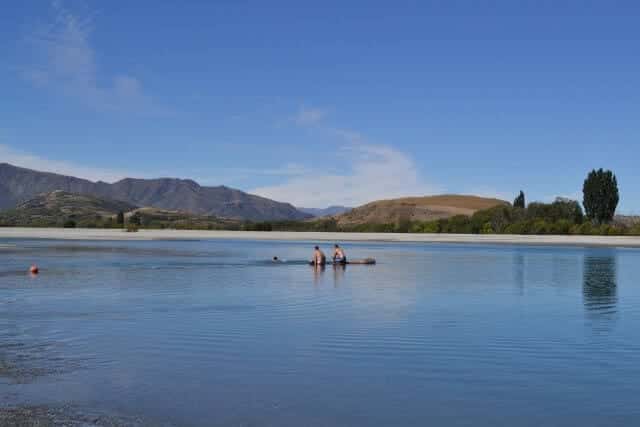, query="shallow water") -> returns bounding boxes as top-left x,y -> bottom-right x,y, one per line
1,239 -> 640,426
